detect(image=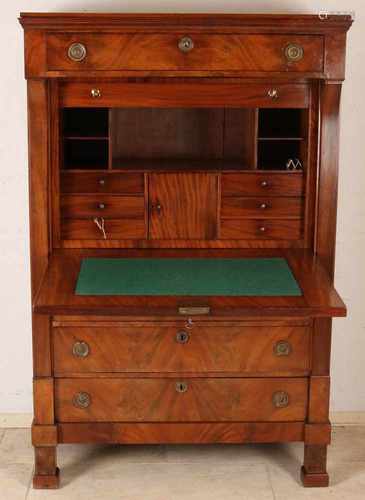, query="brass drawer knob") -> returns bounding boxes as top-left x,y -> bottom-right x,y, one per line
259,226 -> 267,233
99,179 -> 106,186
98,203 -> 106,209
68,42 -> 87,62
73,392 -> 91,409
91,88 -> 101,98
285,43 -> 304,62
260,203 -> 268,210
176,330 -> 190,344
261,180 -> 269,188
268,89 -> 279,100
272,391 -> 289,408
72,341 -> 90,358
274,340 -> 292,357
176,381 -> 188,393
178,36 -> 194,53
